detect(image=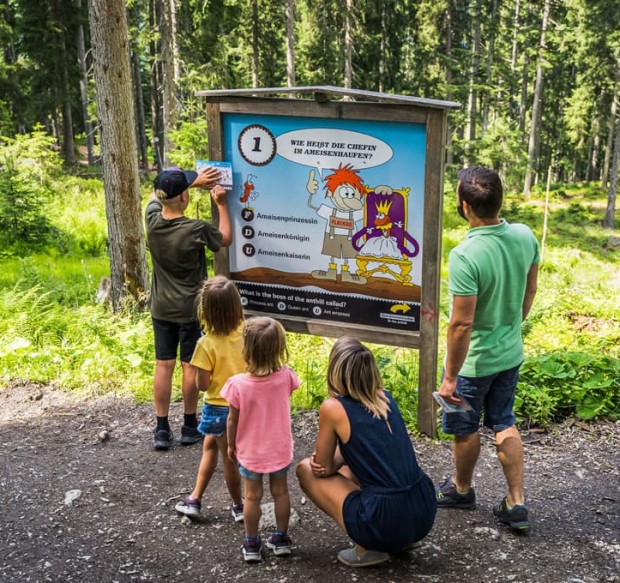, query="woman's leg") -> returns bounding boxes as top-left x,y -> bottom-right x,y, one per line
189,435 -> 218,499
295,458 -> 360,531
269,473 -> 290,533
243,477 -> 263,538
215,434 -> 242,506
